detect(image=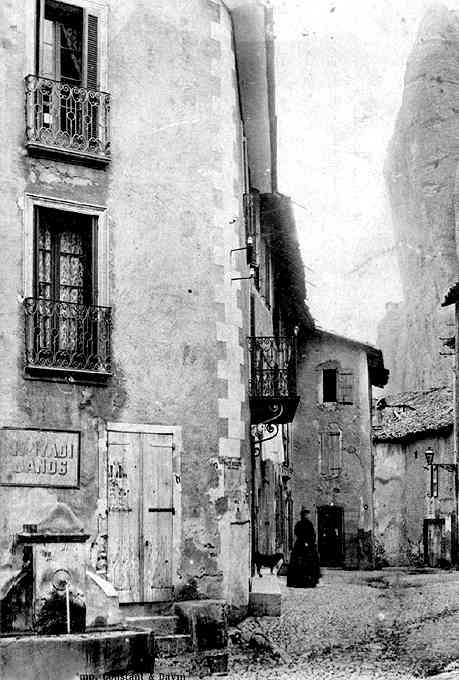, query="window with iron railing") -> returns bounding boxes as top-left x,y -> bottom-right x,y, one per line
25,0 -> 110,164
23,206 -> 111,378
